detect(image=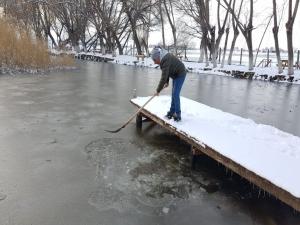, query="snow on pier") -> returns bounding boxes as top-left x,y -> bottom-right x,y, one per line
131,95 -> 300,211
